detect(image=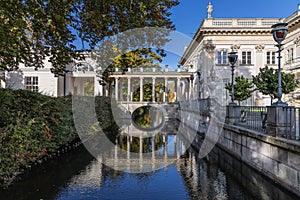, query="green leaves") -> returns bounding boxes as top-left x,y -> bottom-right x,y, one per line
0,0 -> 179,74
0,89 -> 119,182
252,66 -> 297,104
225,66 -> 298,105
225,75 -> 254,105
